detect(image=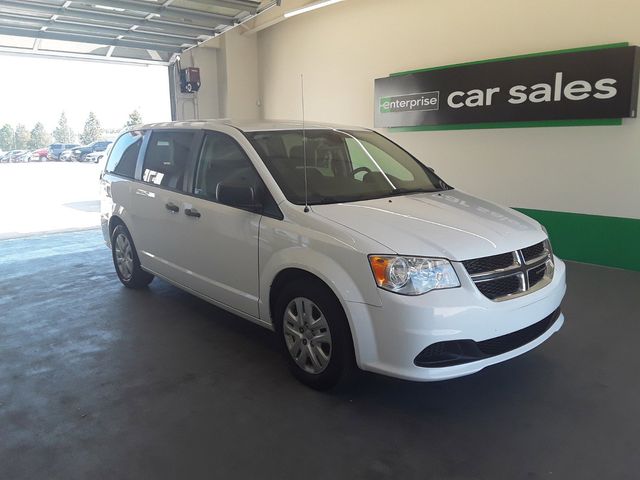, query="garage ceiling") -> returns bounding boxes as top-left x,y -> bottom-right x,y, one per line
0,0 -> 277,65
